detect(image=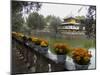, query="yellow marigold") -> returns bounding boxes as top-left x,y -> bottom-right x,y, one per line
12,32 -> 17,35
40,40 -> 48,47
53,43 -> 70,54
17,32 -> 24,37
31,37 -> 36,42
75,56 -> 81,61
12,32 -> 18,37
72,48 -> 92,65
83,57 -> 90,62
